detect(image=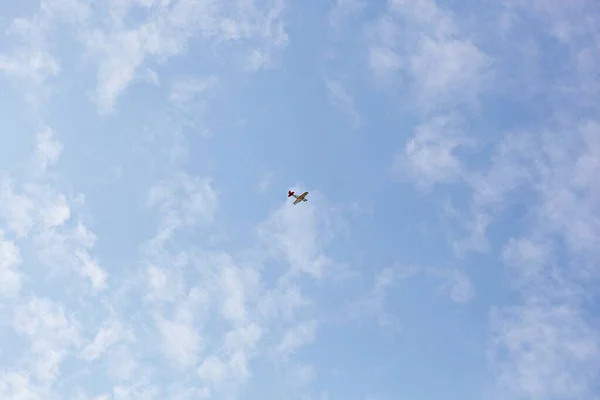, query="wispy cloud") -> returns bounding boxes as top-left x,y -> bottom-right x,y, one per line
275,320 -> 318,359
329,0 -> 365,32
0,231 -> 21,298
392,114 -> 473,187
368,0 -> 492,112
0,50 -> 59,84
1,0 -> 289,113
437,268 -> 474,304
325,78 -> 361,129
1,0 -> 599,398
489,298 -> 600,400
258,192 -> 344,279
13,296 -> 82,385
350,265 -> 419,329
168,76 -> 219,106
